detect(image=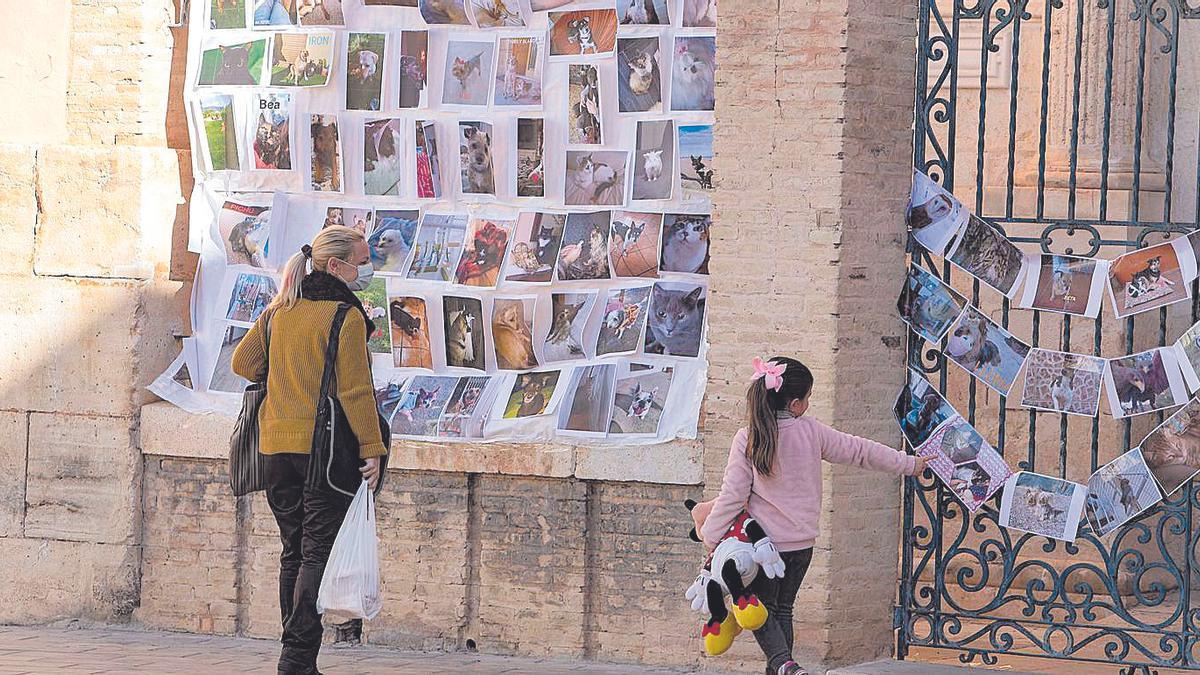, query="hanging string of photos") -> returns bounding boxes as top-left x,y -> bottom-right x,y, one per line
896,169 -> 1200,544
